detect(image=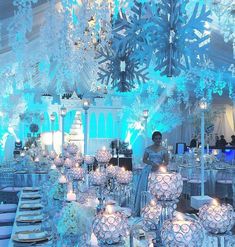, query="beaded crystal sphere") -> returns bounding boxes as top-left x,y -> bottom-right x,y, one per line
95,148 -> 112,164
106,165 -> 118,178
49,151 -> 57,160
116,167 -> 133,184
84,155 -> 95,165
54,157 -> 63,167
141,199 -> 162,231
148,167 -> 183,201
161,214 -> 204,247
90,170 -> 106,186
70,166 -> 85,181
199,200 -> 234,234
74,153 -> 84,164
93,205 -> 129,245
67,144 -> 79,155
64,158 -> 74,169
